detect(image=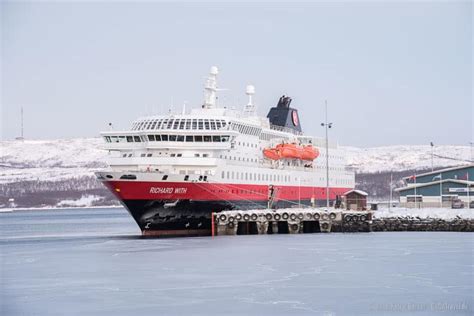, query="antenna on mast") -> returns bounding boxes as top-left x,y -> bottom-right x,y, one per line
21,106 -> 24,139
16,107 -> 25,141
244,85 -> 256,116
182,101 -> 187,115
203,66 -> 219,109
